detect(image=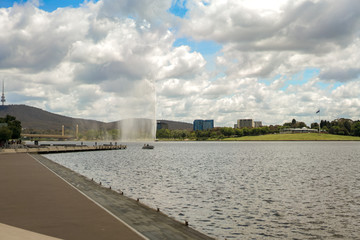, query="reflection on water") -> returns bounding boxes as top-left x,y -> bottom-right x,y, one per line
46,141 -> 360,239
